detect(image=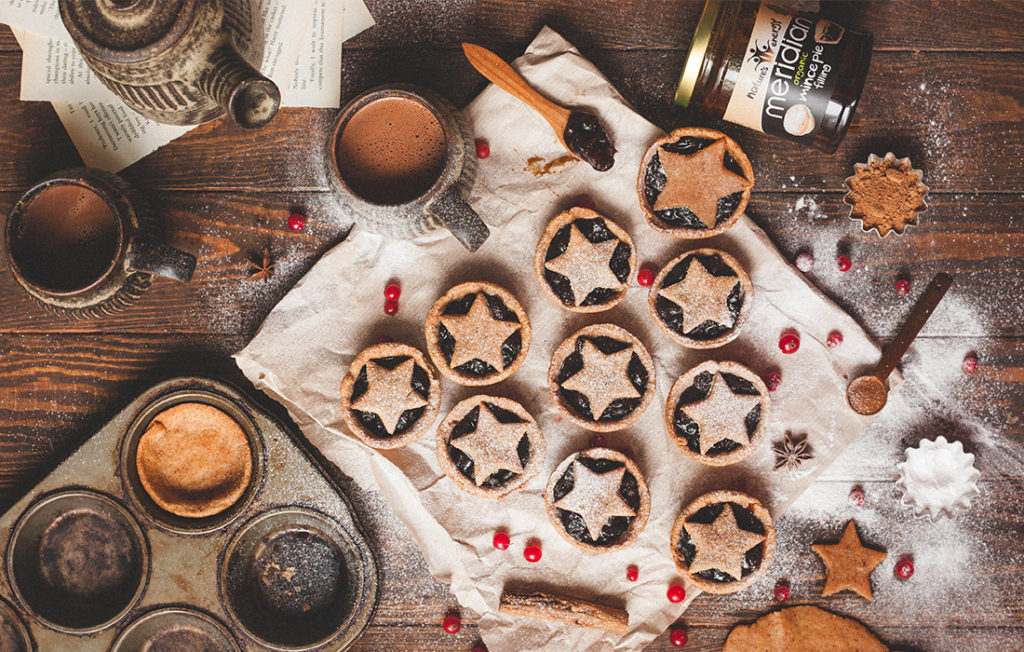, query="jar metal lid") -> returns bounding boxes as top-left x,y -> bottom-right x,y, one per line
675,0 -> 722,107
